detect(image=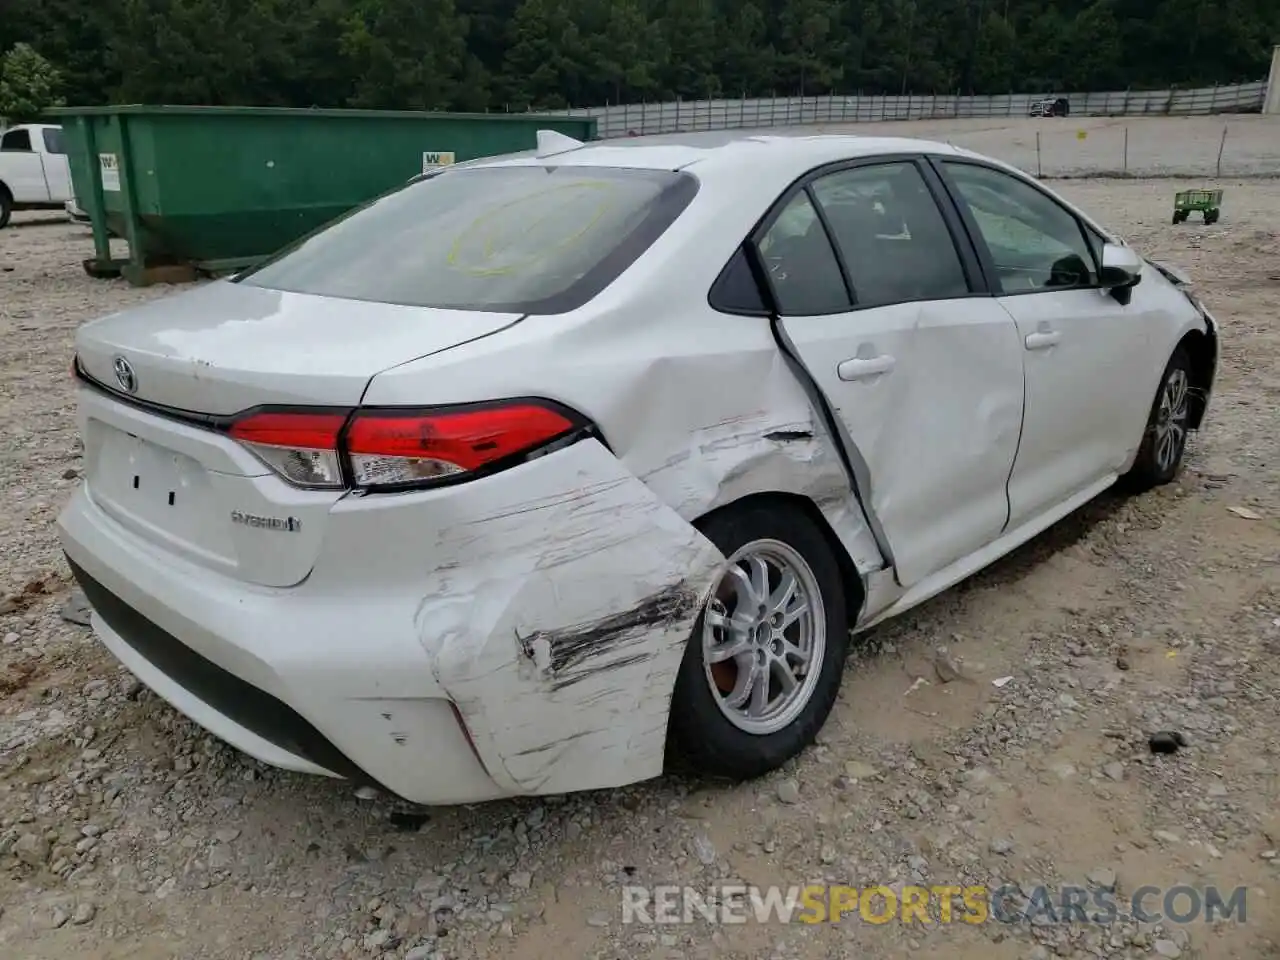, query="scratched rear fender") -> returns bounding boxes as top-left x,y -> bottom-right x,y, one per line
315,438 -> 724,794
